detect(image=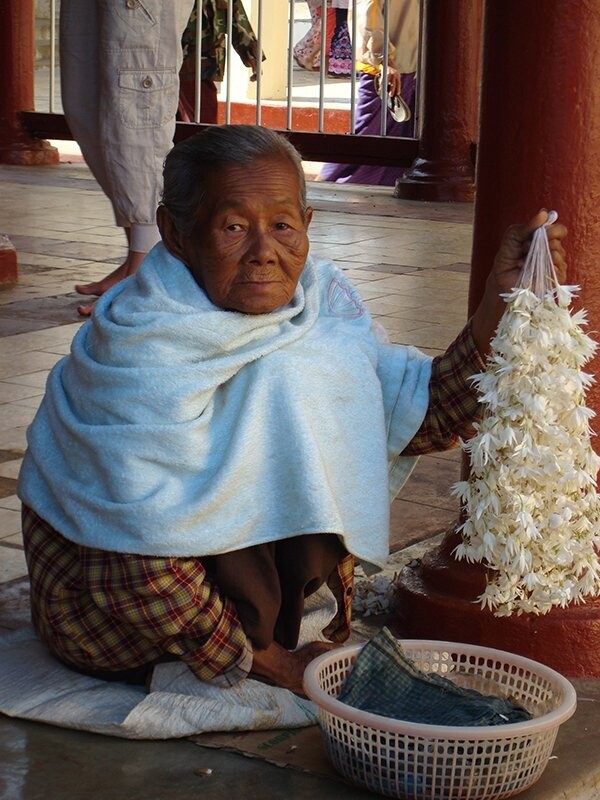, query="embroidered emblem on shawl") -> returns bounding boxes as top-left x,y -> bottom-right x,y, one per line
327,277 -> 364,318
